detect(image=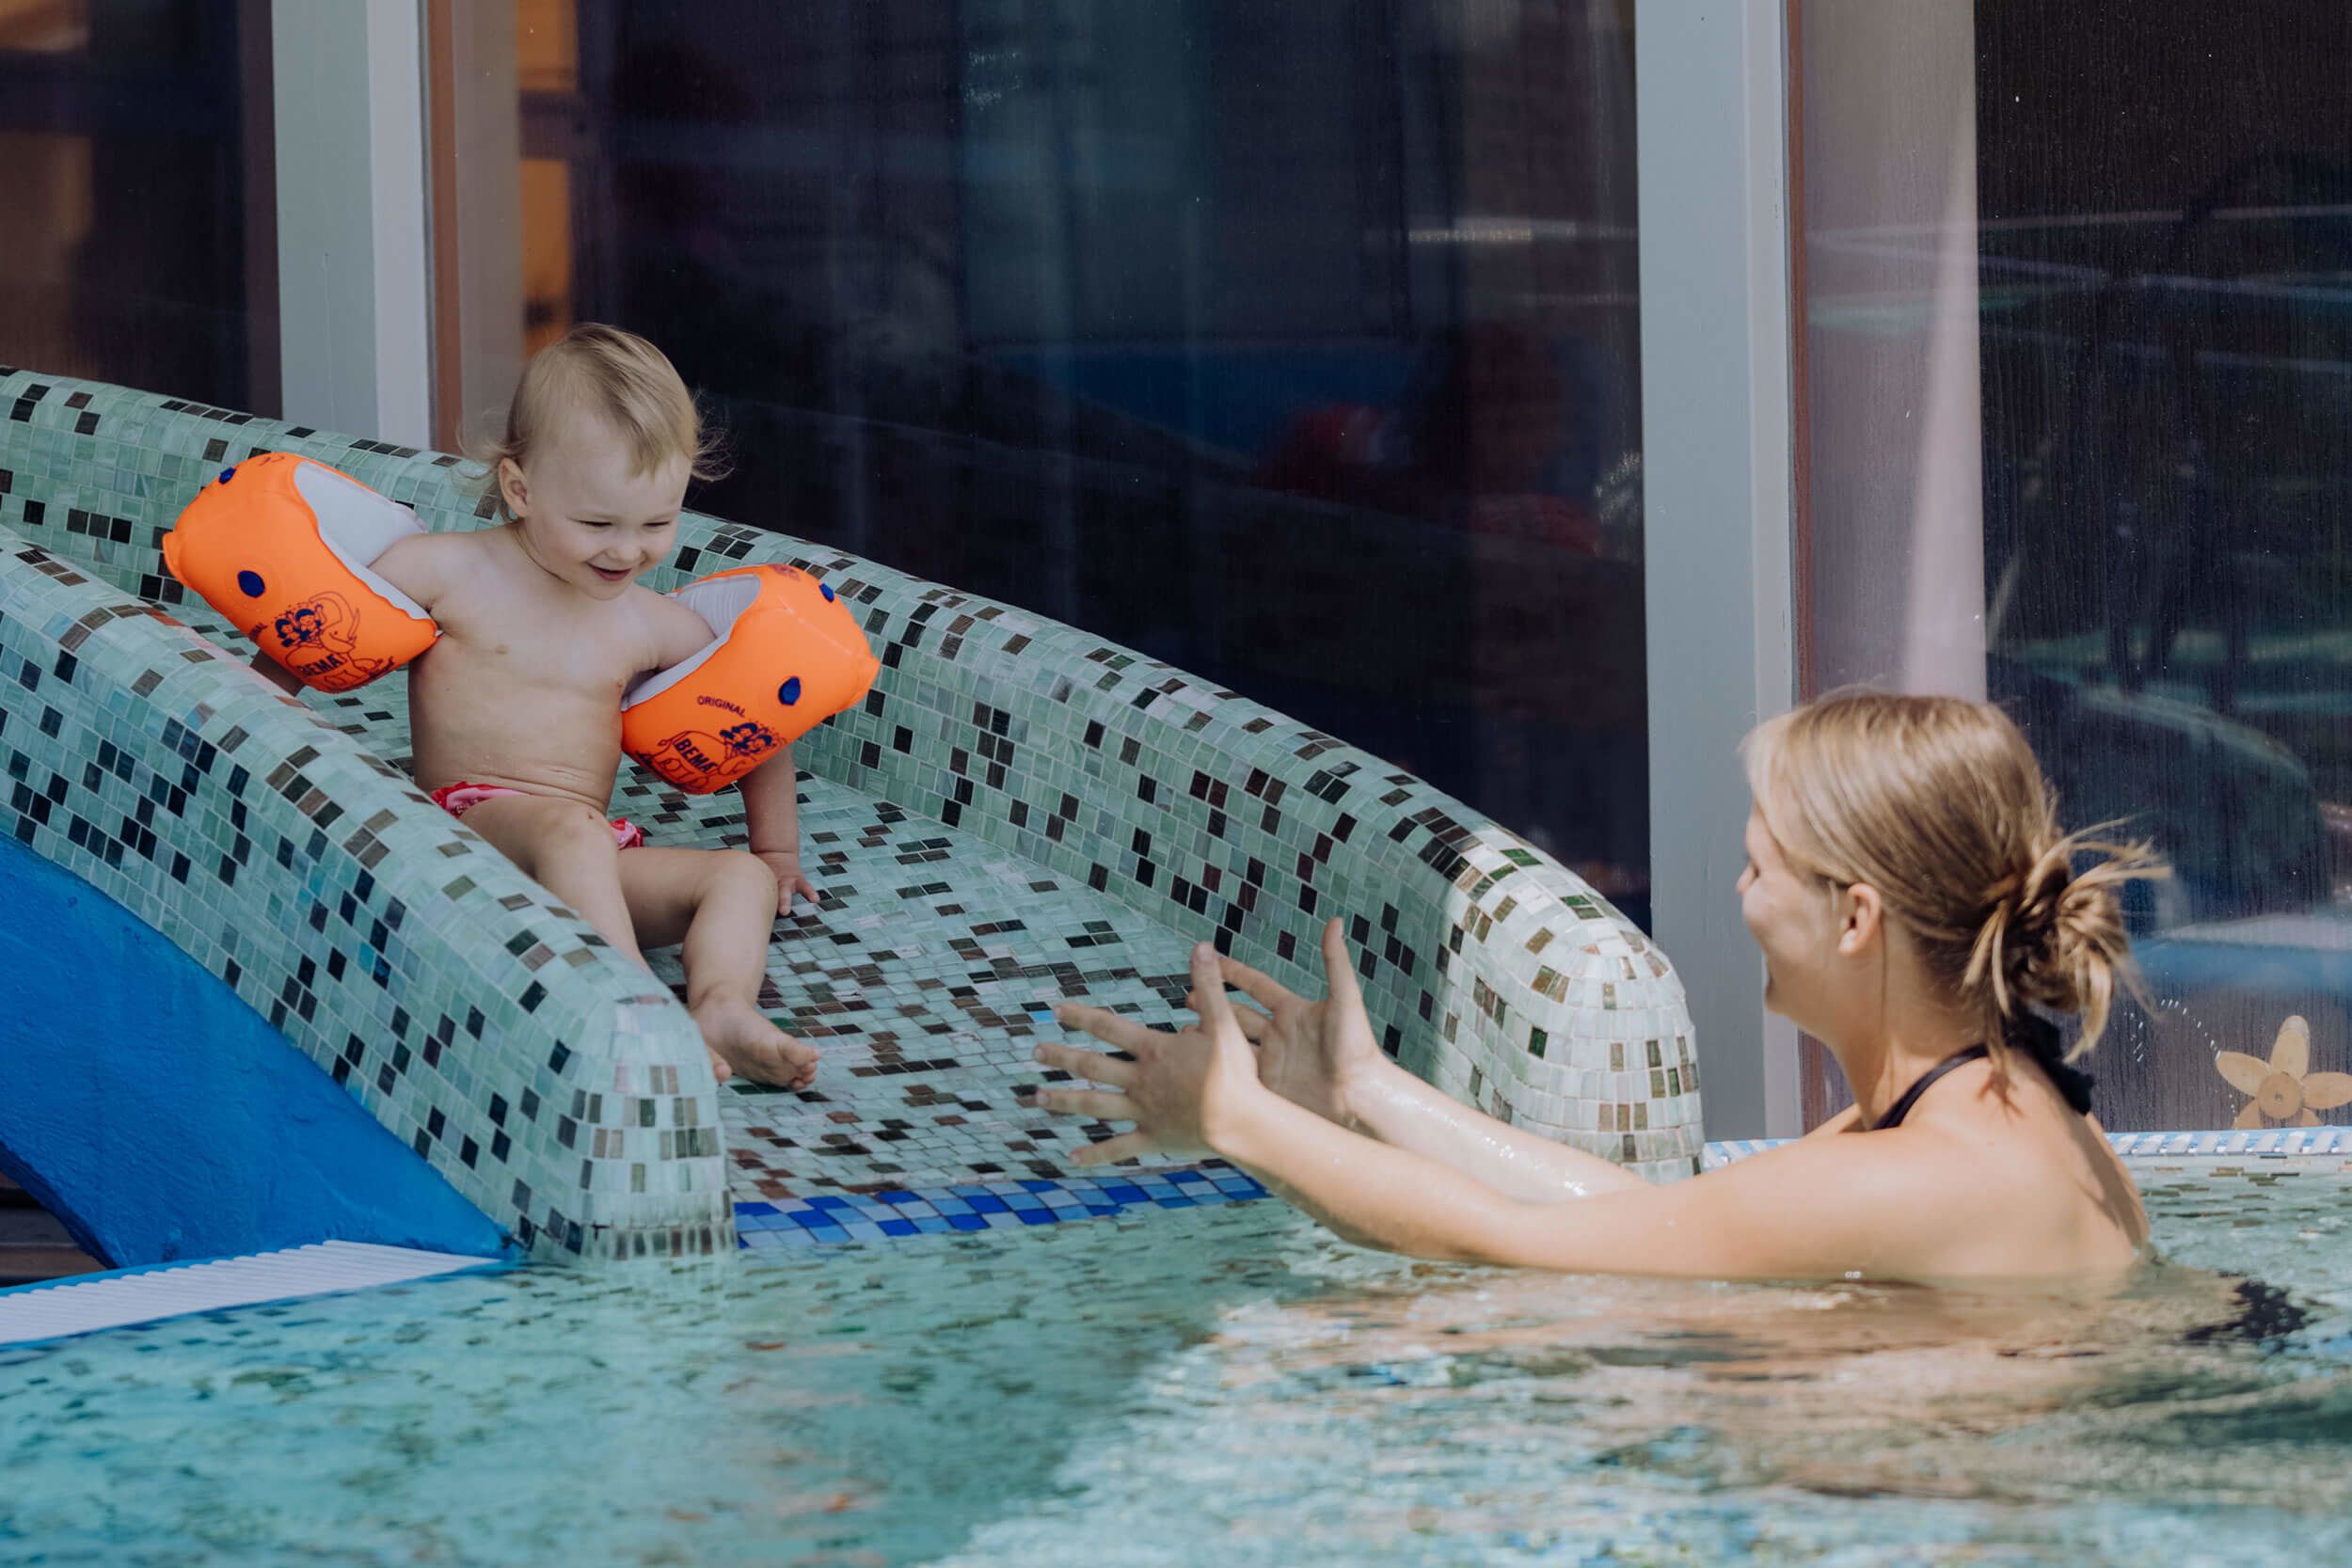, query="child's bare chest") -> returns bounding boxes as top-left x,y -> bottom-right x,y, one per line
429,582 -> 651,697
